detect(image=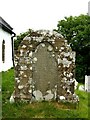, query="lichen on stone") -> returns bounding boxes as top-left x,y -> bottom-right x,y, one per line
13,29 -> 78,103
